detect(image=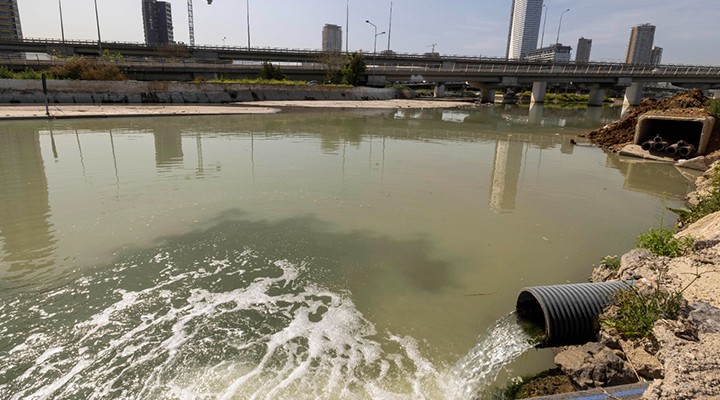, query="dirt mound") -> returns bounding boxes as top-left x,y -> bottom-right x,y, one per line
581,89 -> 717,151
